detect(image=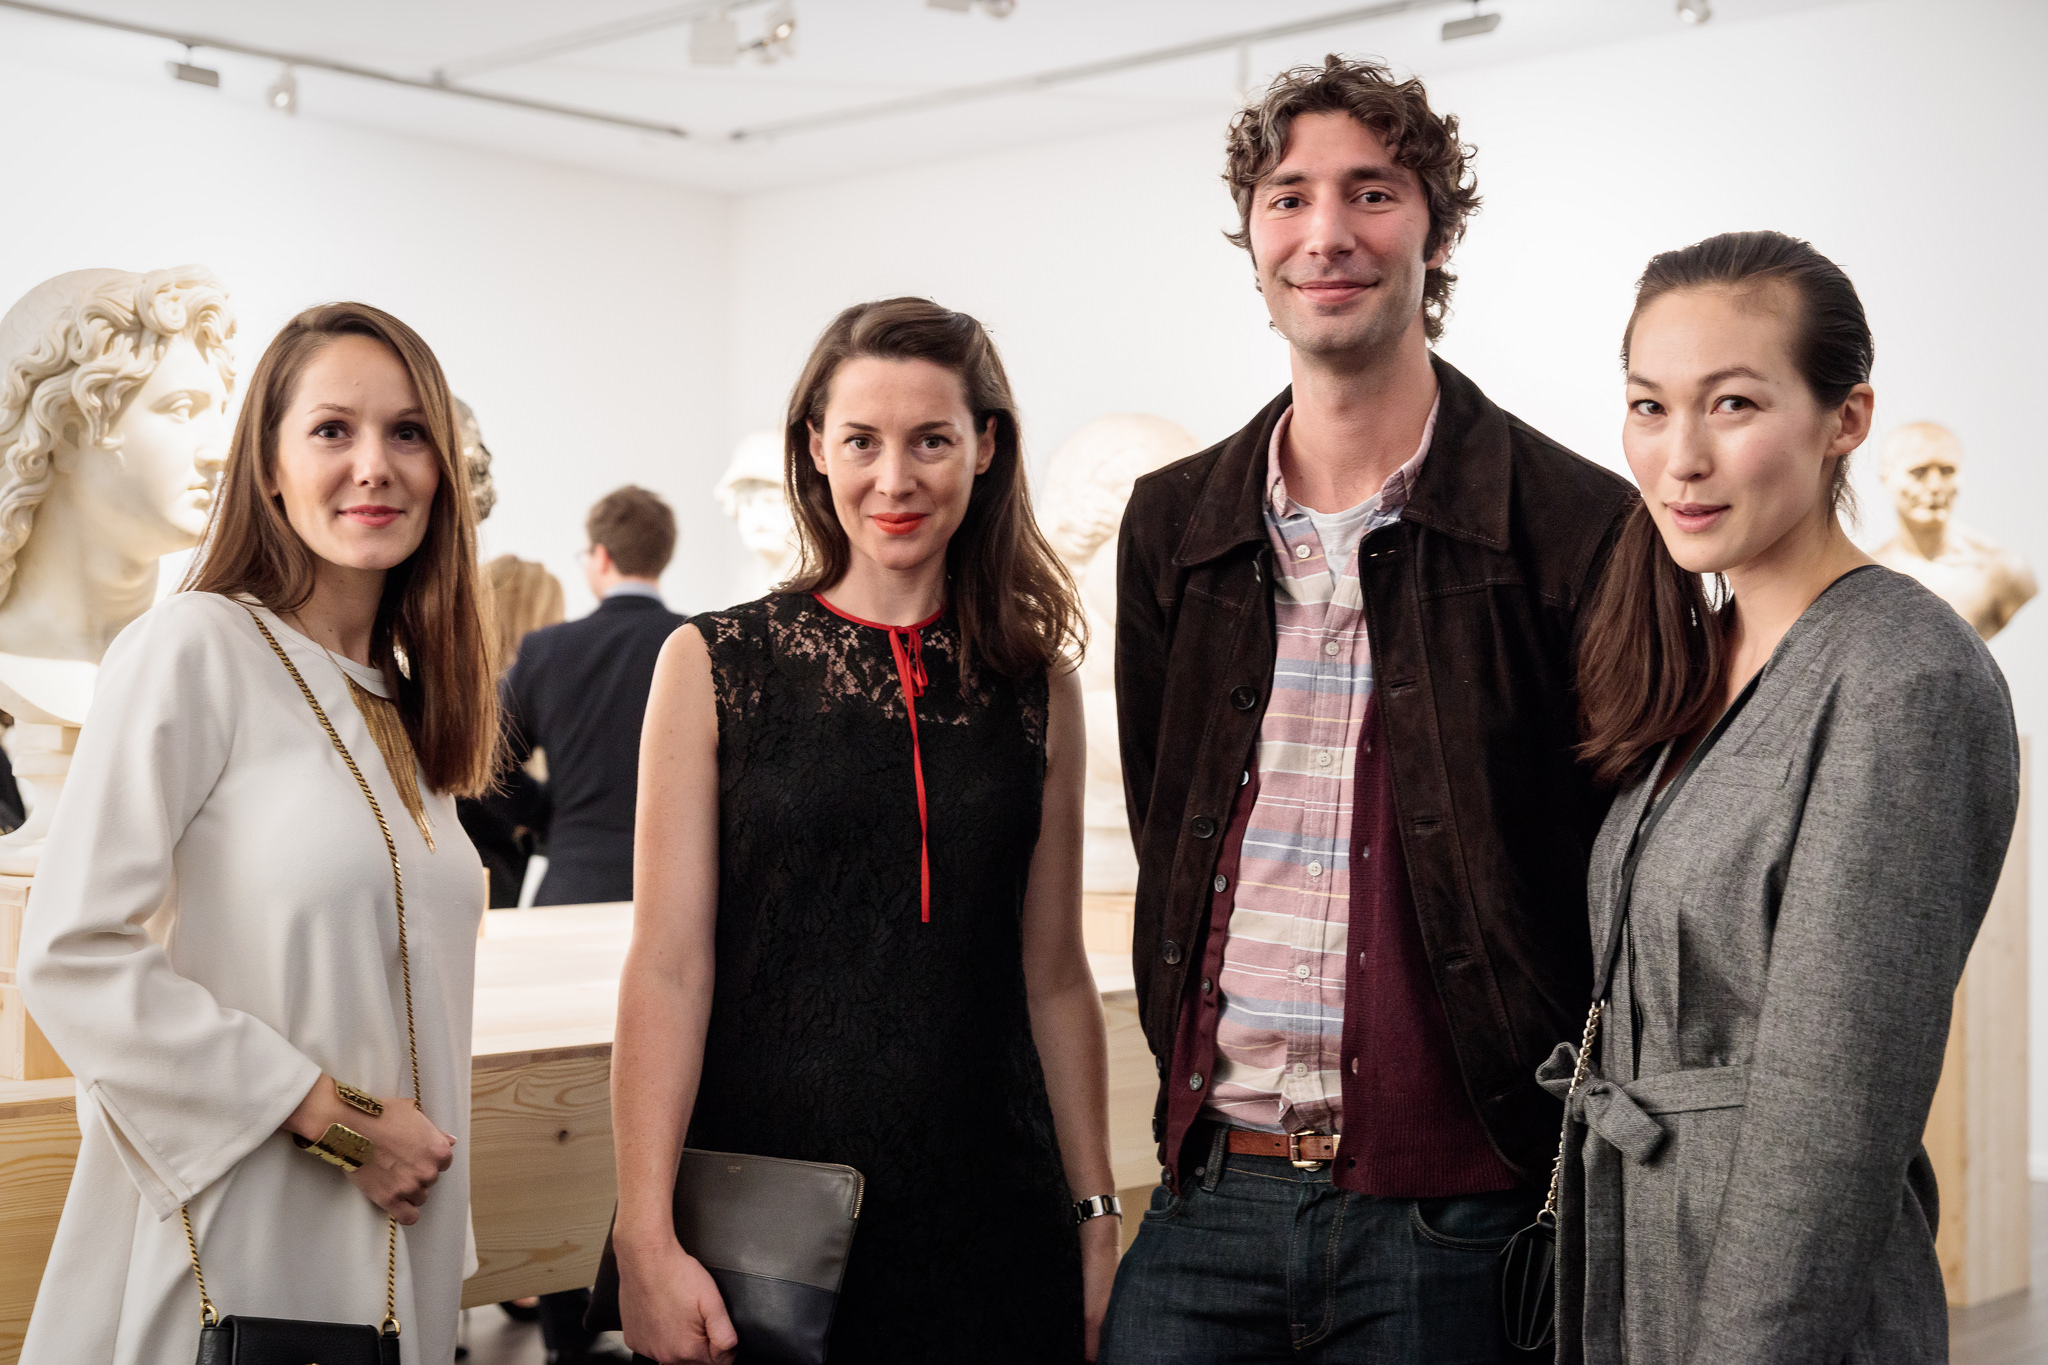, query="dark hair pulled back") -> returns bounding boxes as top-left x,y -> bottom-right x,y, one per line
1577,231 -> 1874,787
